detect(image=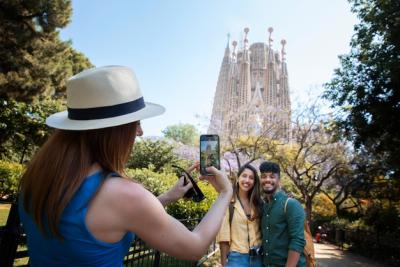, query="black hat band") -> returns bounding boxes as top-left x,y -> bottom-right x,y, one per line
68,97 -> 145,120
